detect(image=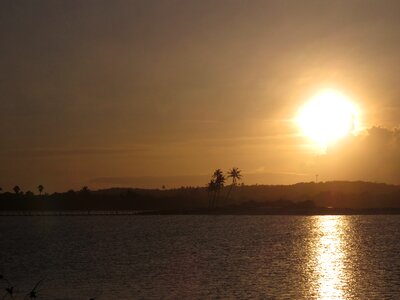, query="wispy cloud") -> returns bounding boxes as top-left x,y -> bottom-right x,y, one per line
0,147 -> 148,158
89,174 -> 210,188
